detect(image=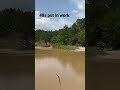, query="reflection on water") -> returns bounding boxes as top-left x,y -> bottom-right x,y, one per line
35,49 -> 85,90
